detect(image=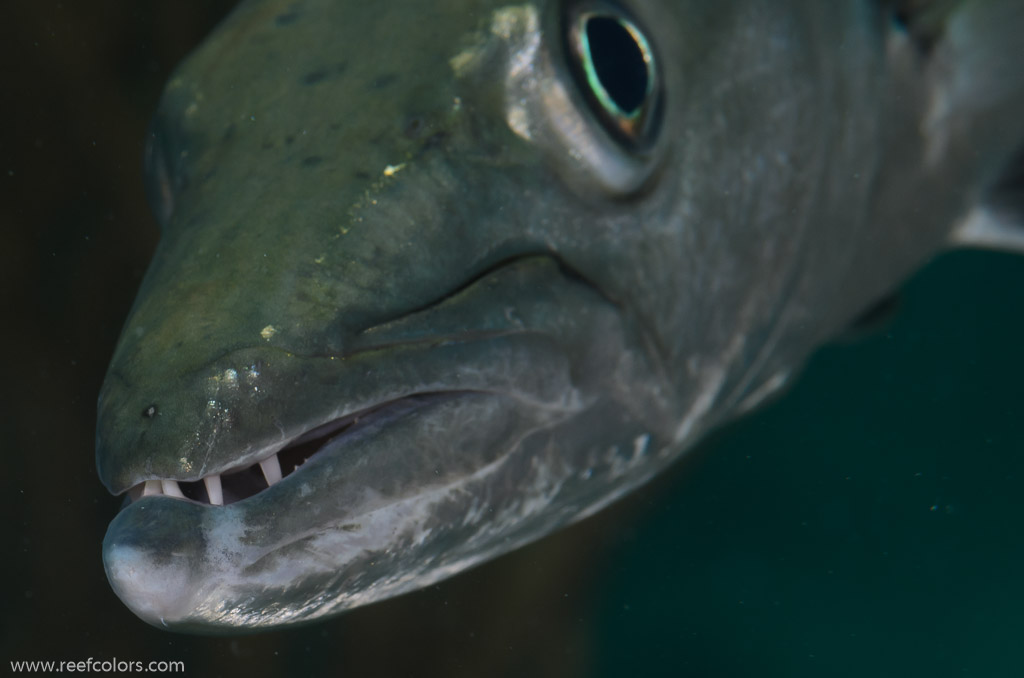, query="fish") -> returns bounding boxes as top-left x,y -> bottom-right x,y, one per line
96,0 -> 1024,631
